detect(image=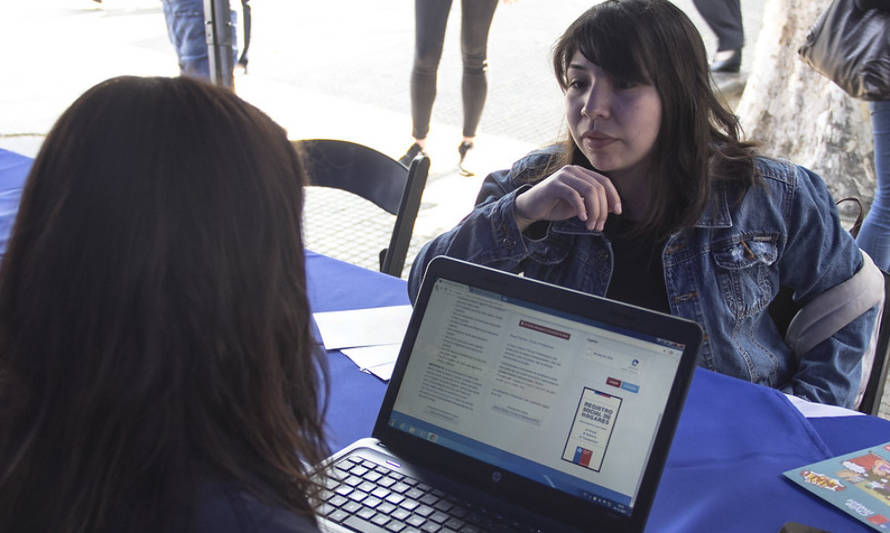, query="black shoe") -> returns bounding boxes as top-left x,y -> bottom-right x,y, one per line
398,142 -> 424,167
458,141 -> 475,177
710,49 -> 741,73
